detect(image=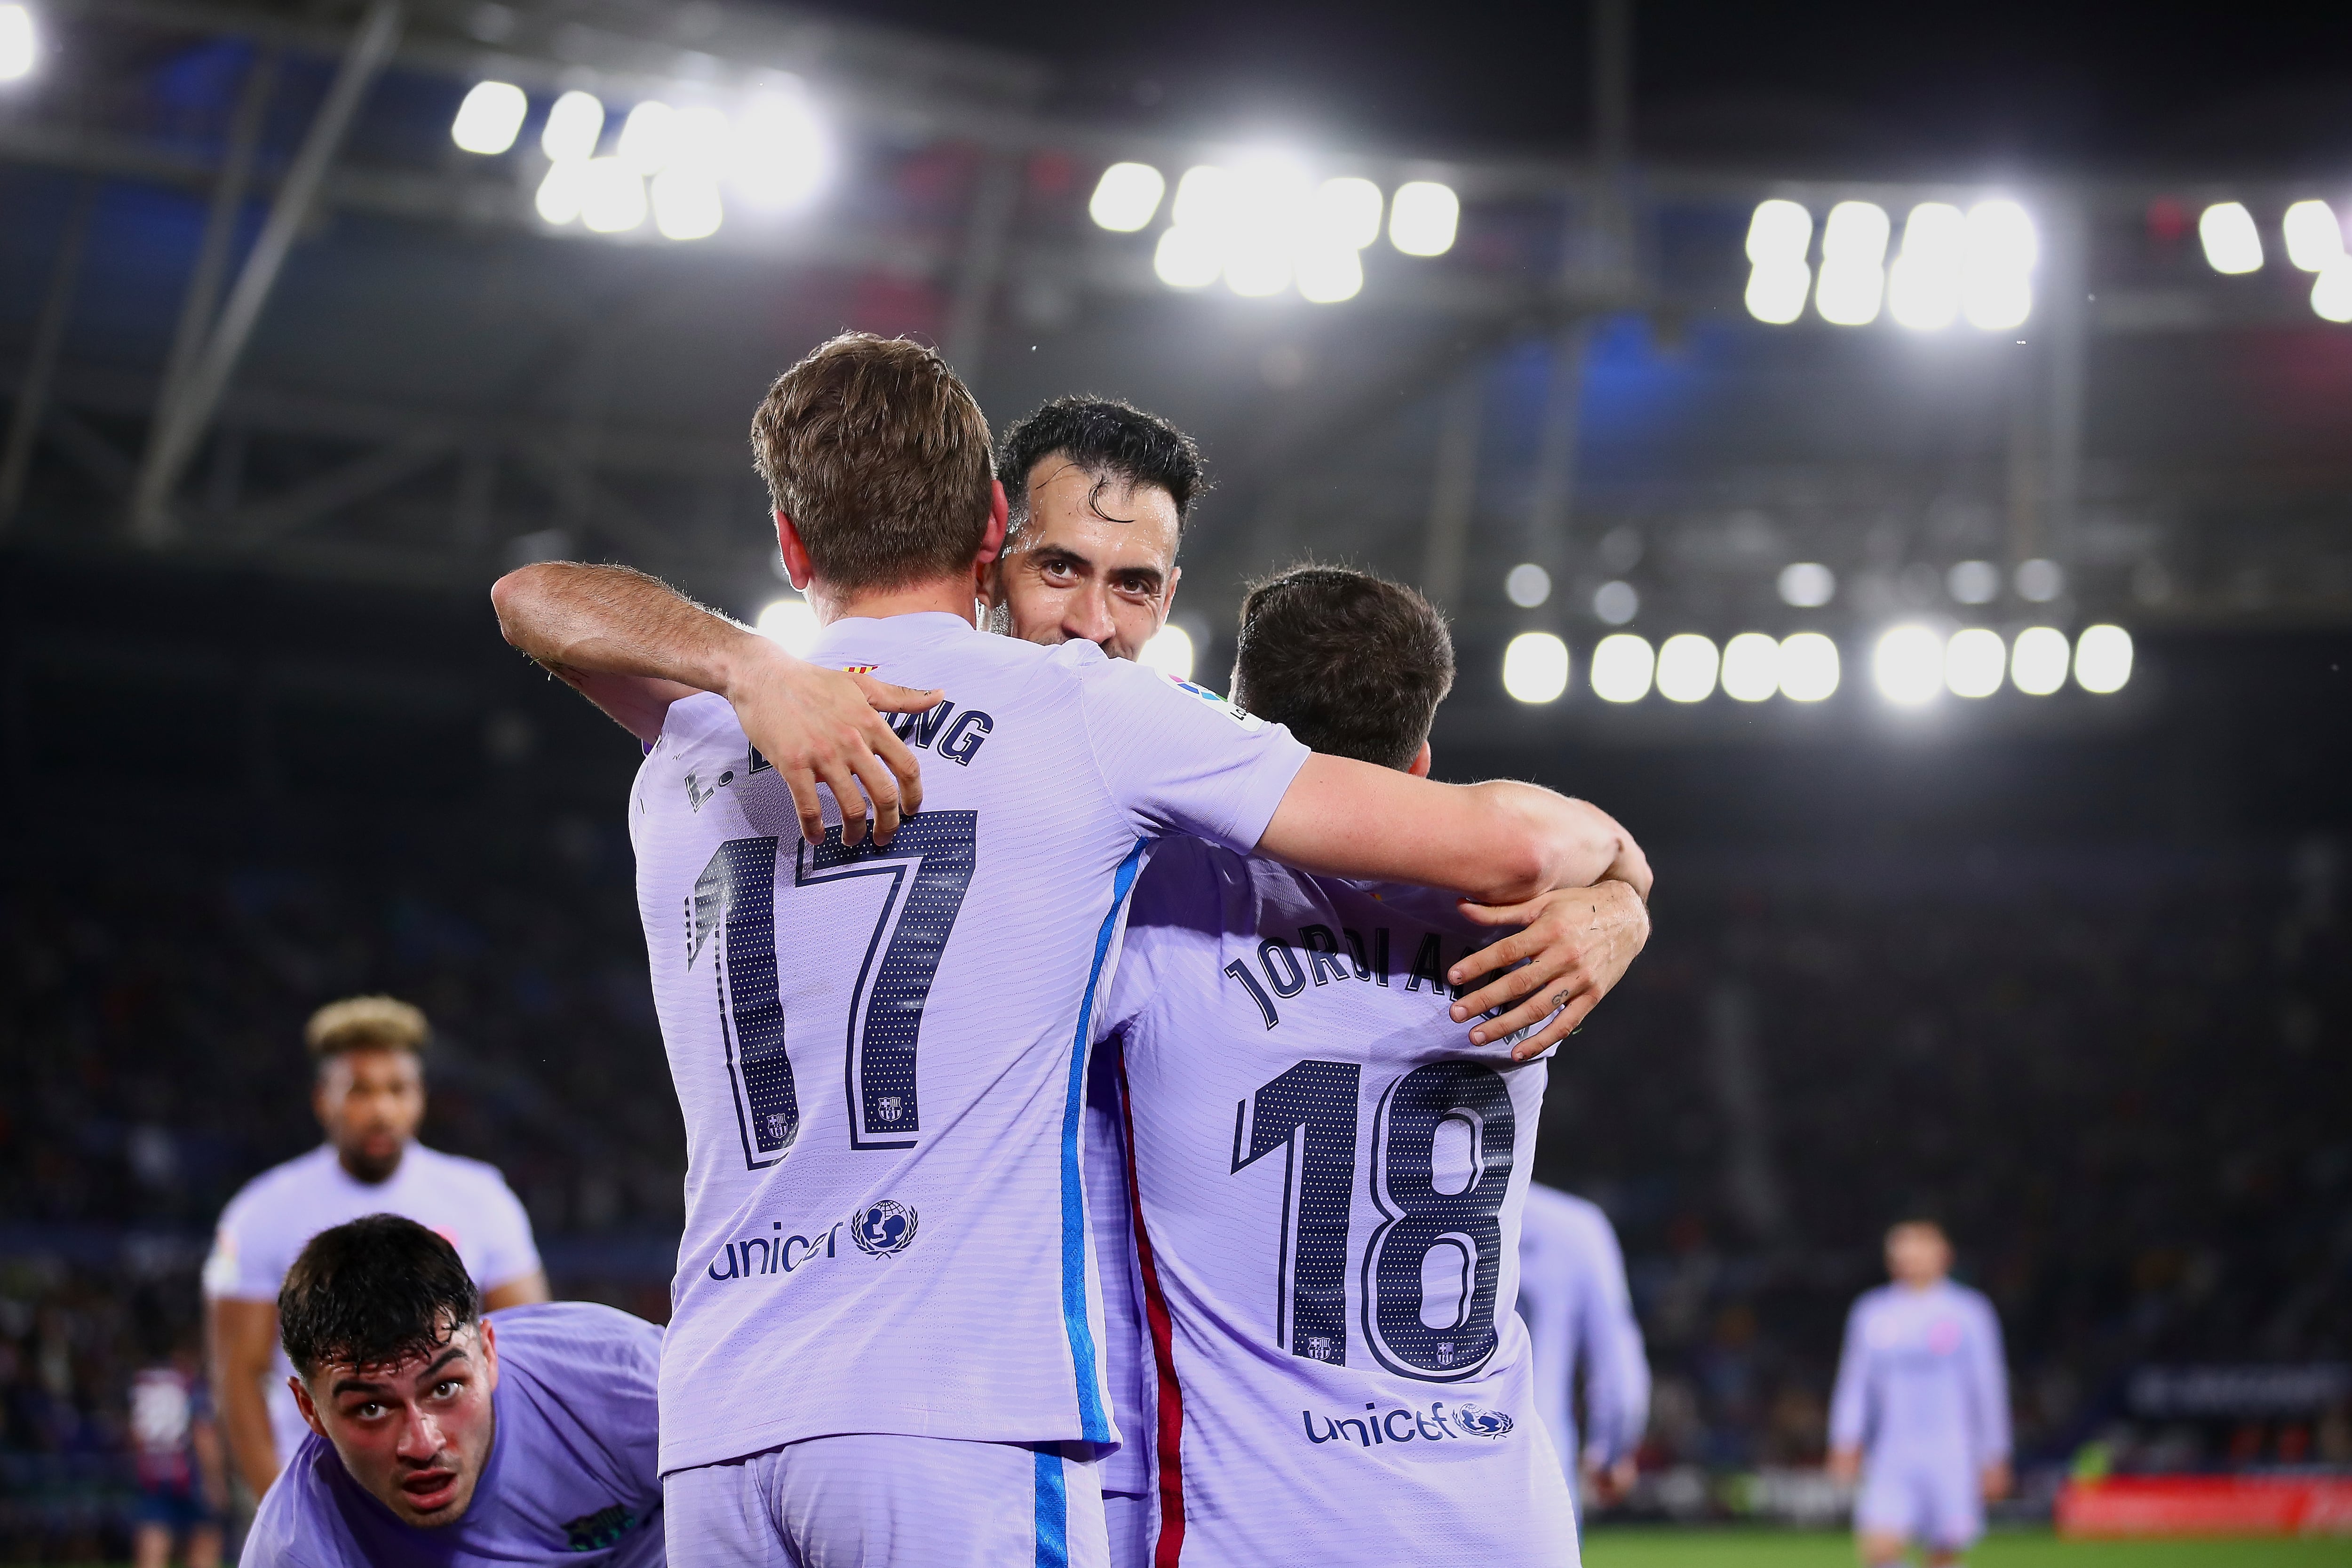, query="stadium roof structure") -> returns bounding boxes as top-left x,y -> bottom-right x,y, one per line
1,0 -> 2348,688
